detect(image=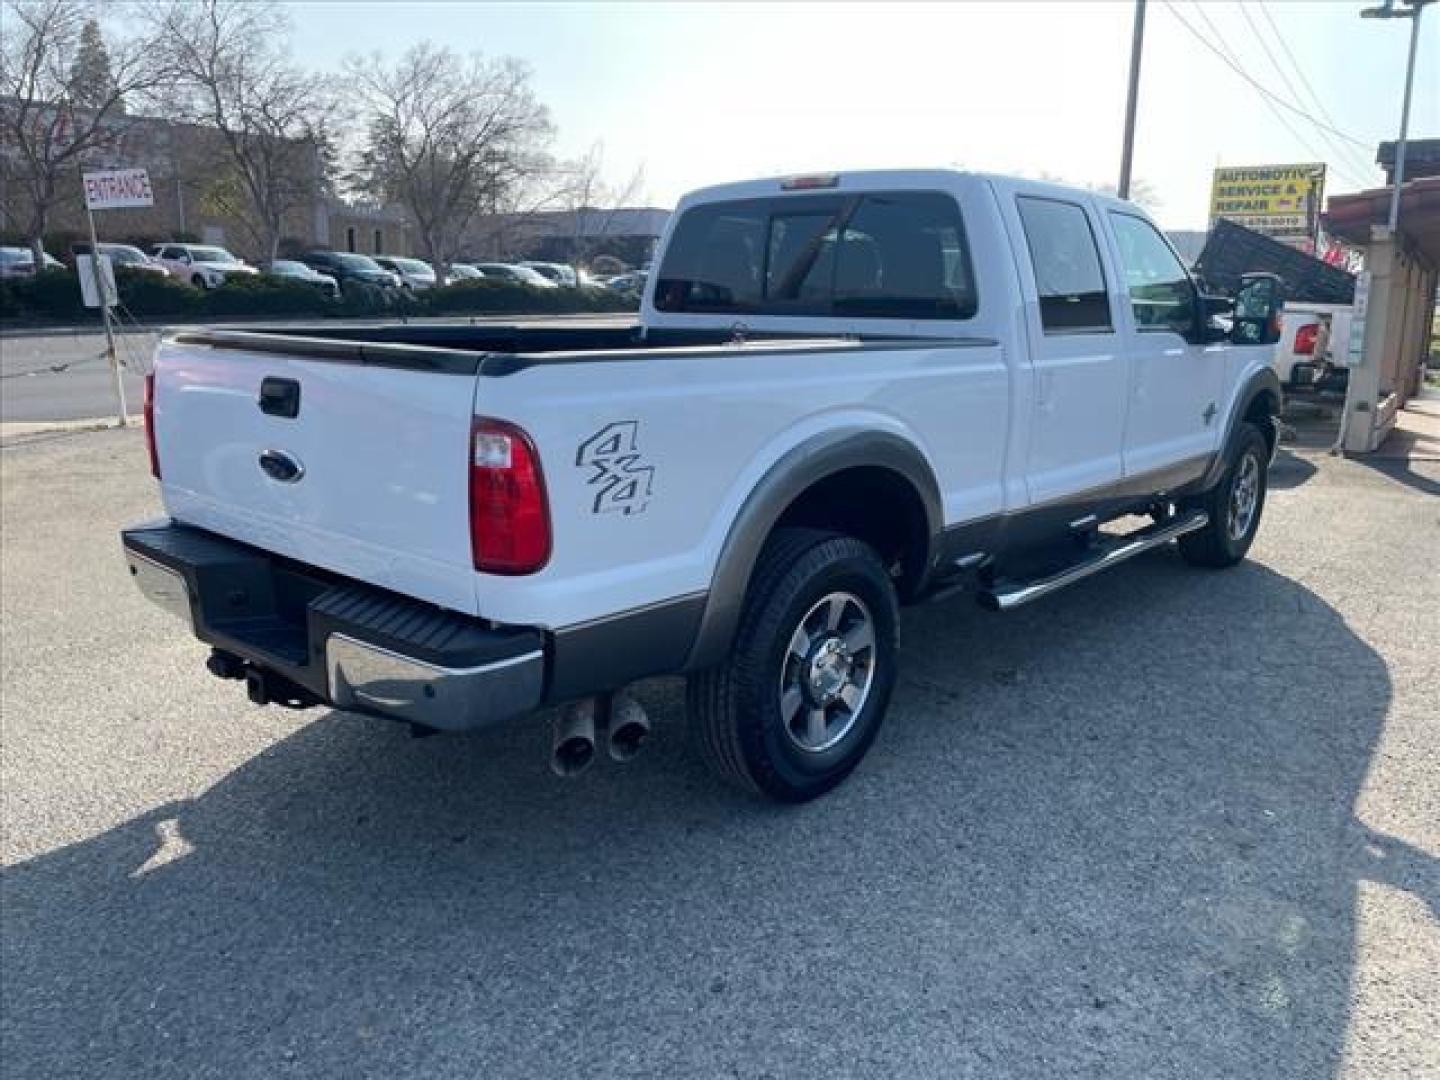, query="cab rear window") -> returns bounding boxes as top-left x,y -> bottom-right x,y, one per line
654,191 -> 977,320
